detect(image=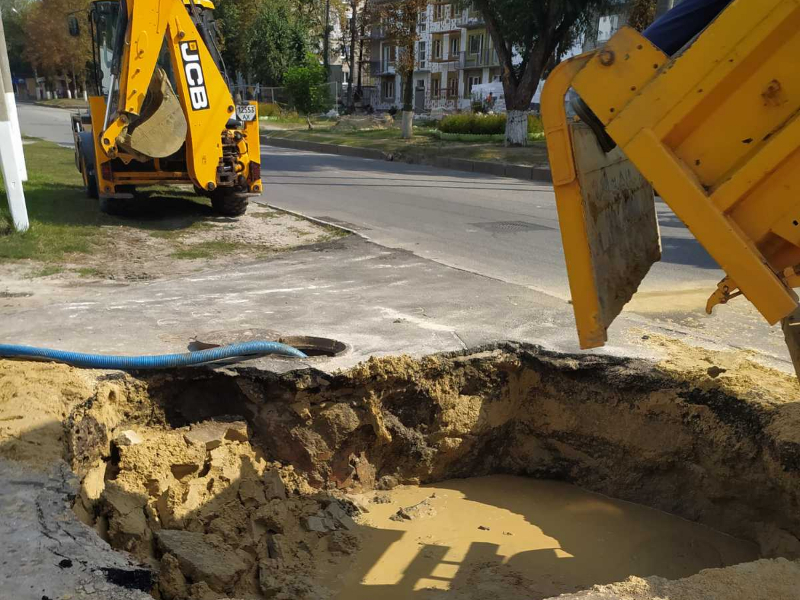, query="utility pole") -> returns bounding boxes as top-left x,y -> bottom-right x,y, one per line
0,8 -> 28,232
0,8 -> 27,182
0,55 -> 29,232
